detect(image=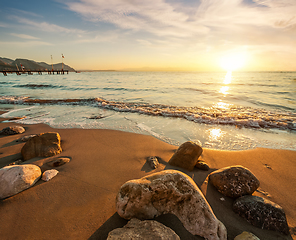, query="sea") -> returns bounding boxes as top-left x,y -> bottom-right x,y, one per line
0,71 -> 295,151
